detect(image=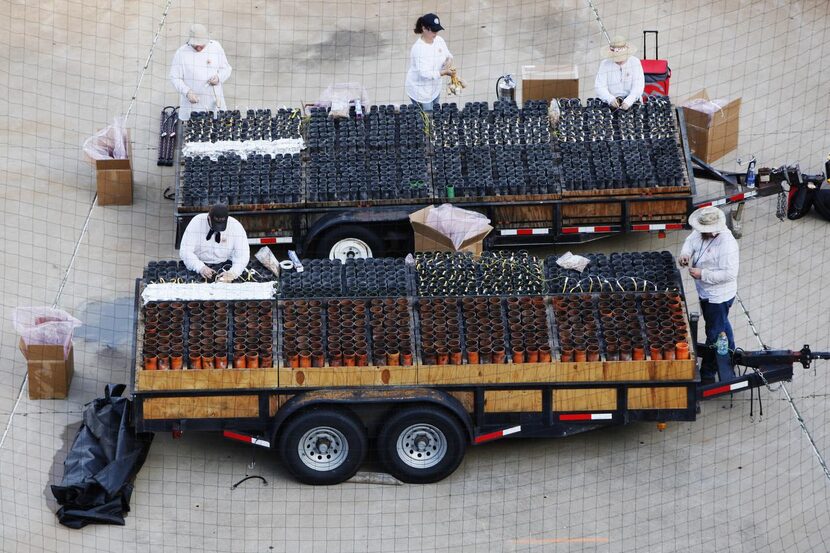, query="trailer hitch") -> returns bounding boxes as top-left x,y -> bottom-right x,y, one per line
733,345 -> 830,370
